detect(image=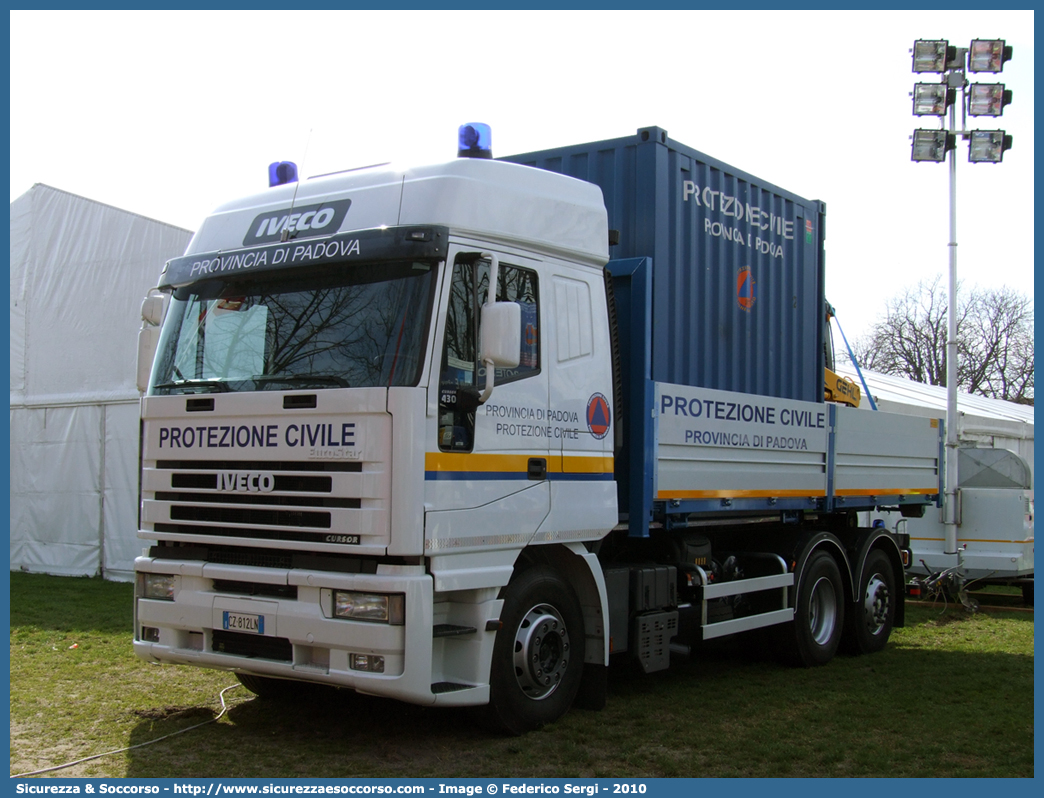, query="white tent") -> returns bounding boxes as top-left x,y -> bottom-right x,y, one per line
10,185 -> 192,580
